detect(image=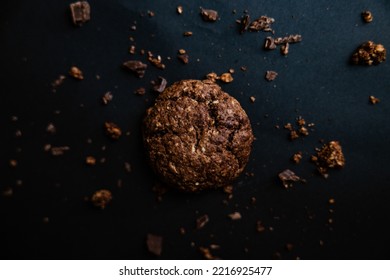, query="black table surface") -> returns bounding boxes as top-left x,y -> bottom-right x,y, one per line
1,0 -> 390,260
